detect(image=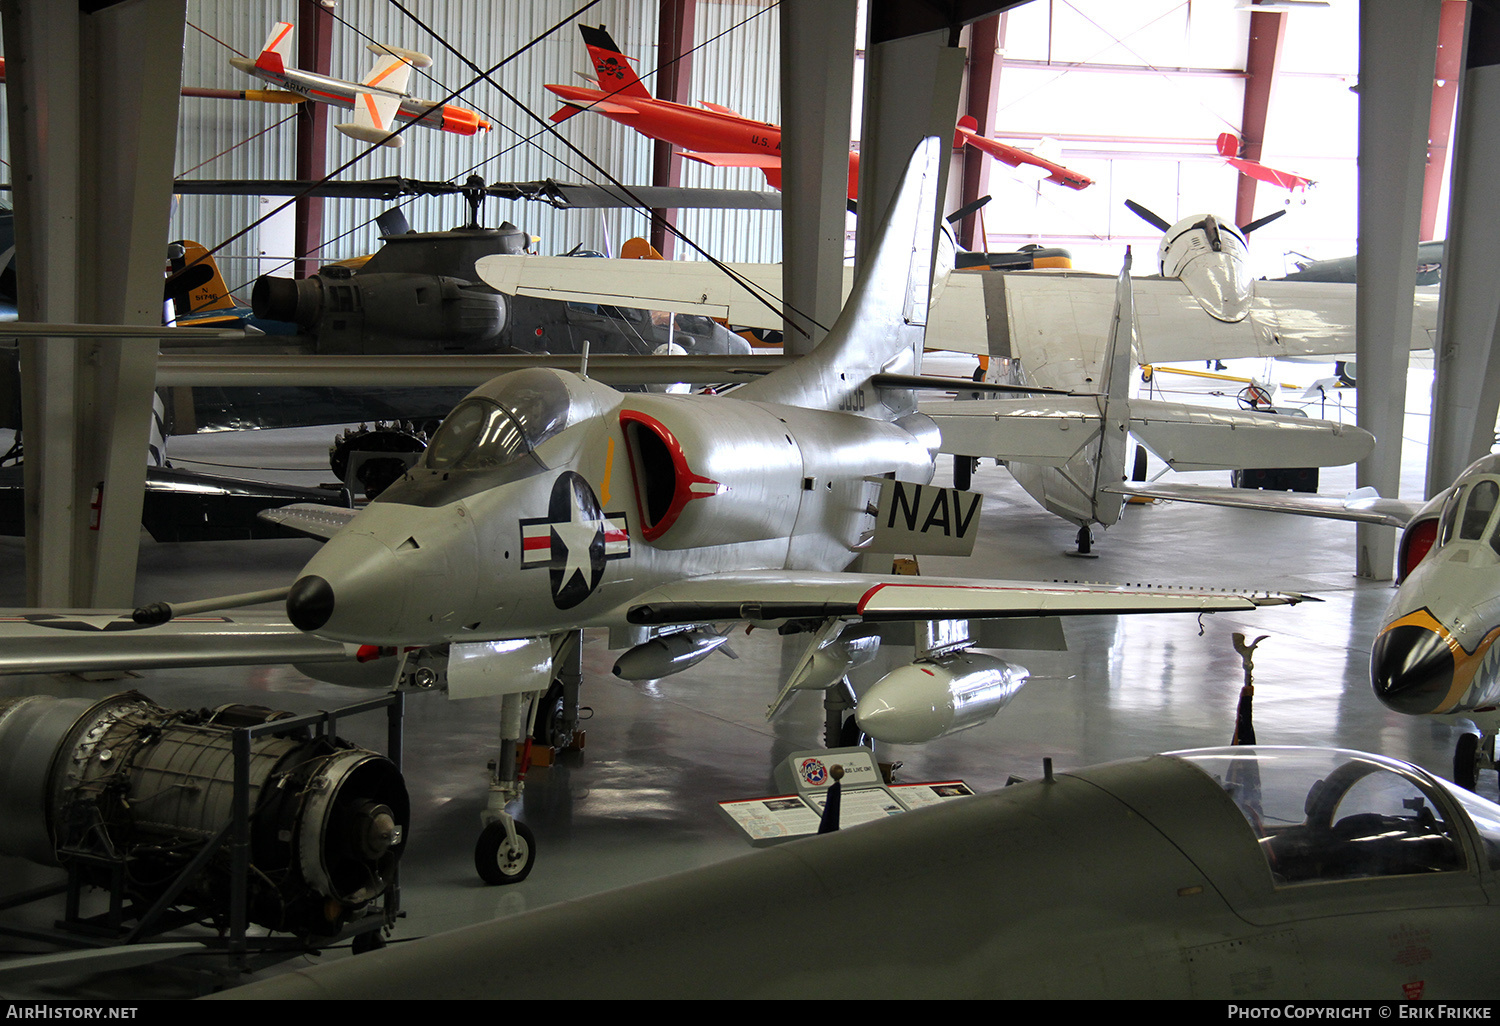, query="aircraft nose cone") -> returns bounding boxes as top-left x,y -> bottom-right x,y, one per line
287,575 -> 336,632
1371,623 -> 1454,715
